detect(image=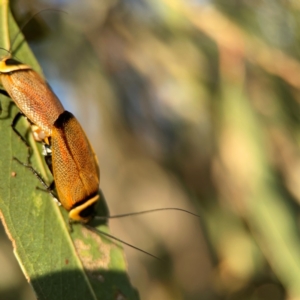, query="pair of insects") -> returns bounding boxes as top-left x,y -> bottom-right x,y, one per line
0,54 -> 101,224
